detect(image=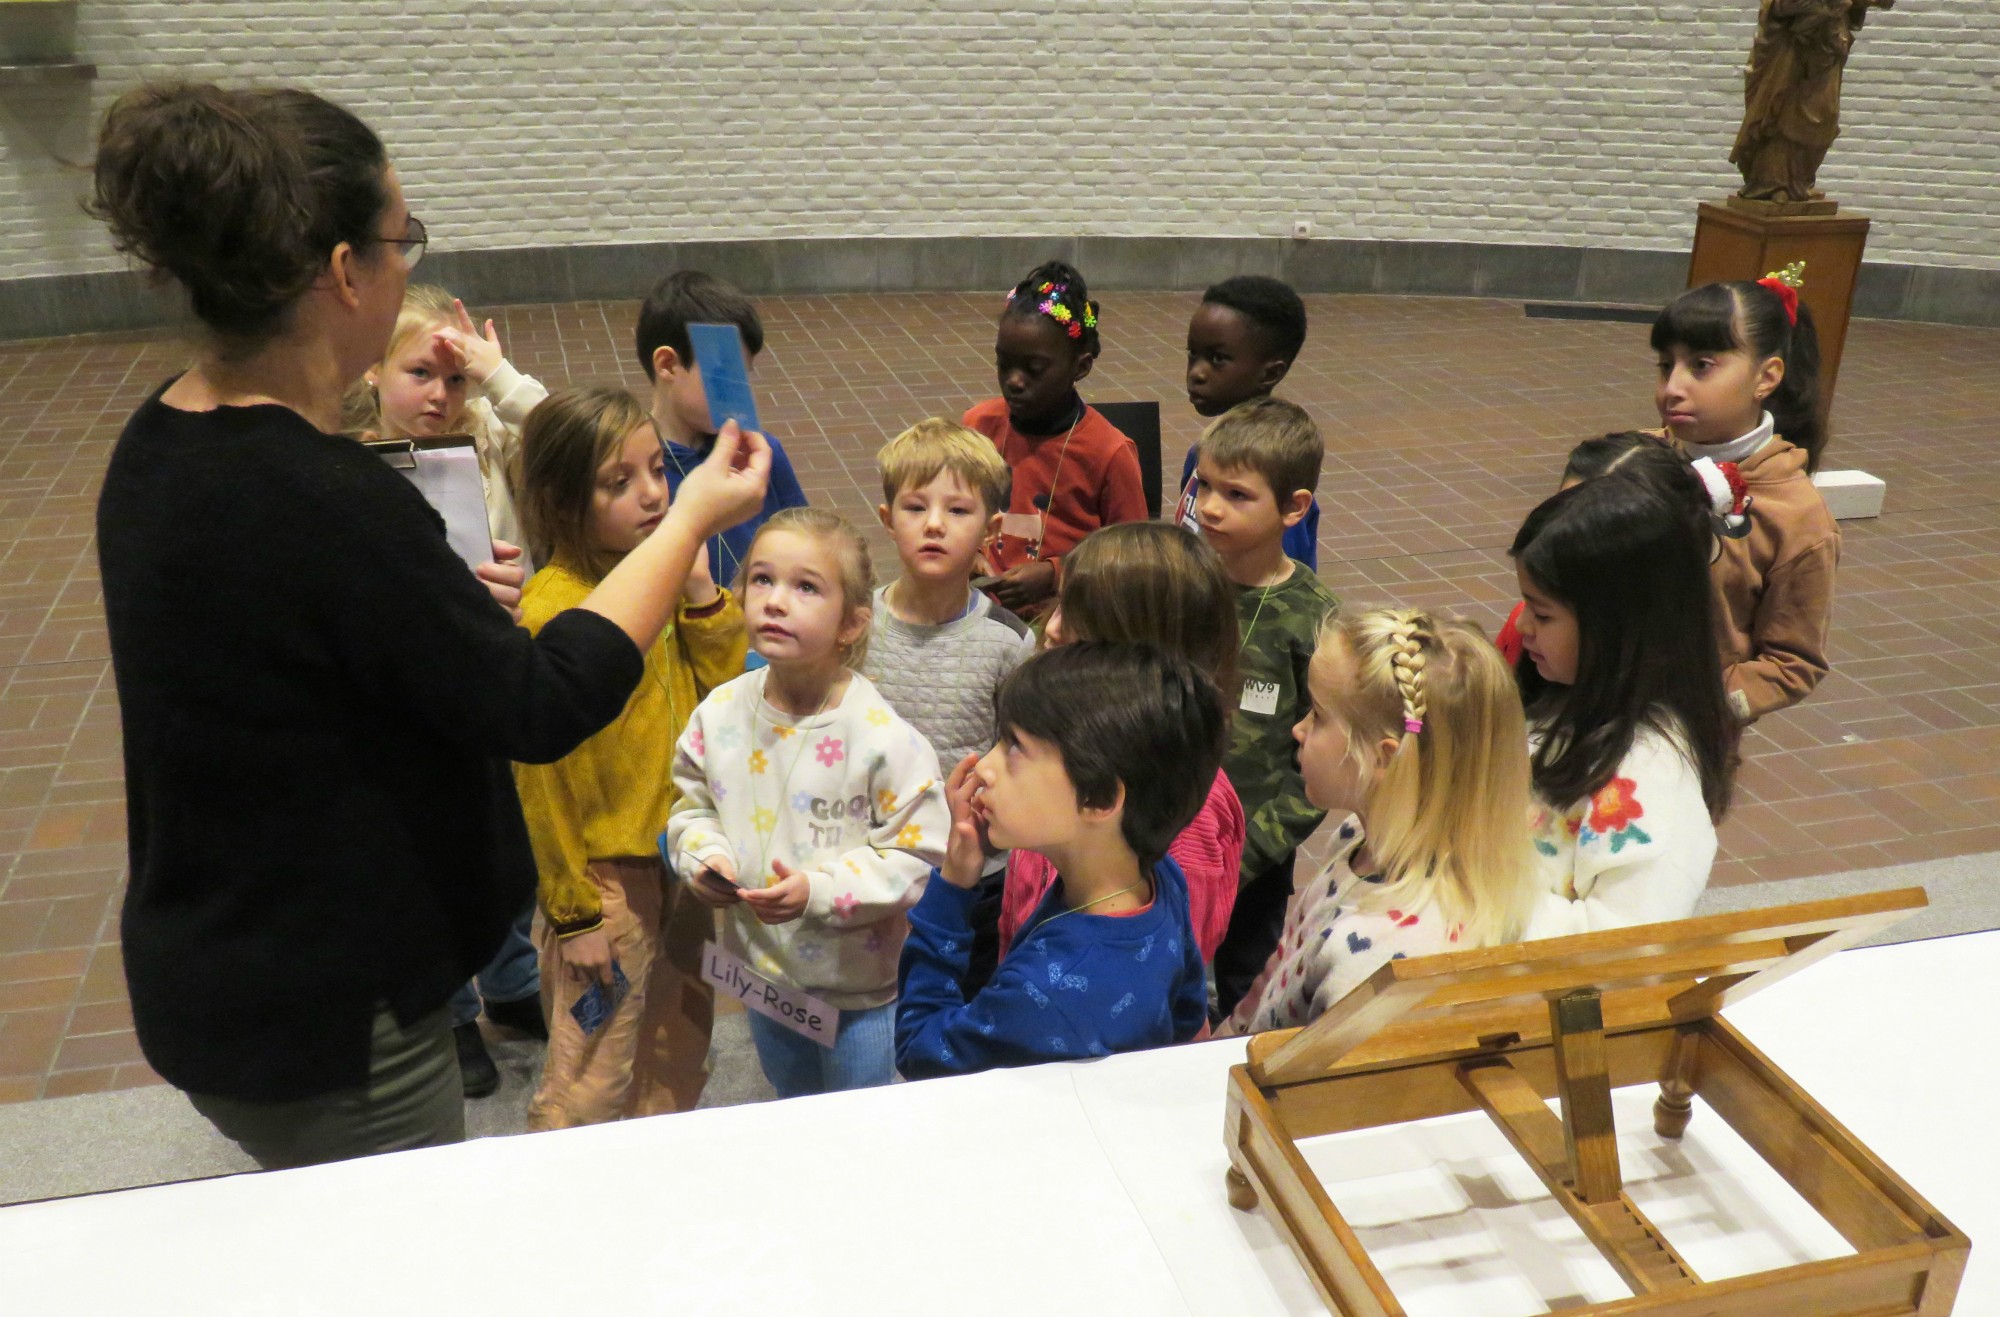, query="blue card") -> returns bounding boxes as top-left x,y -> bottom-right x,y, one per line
570,961 -> 631,1037
689,322 -> 761,435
